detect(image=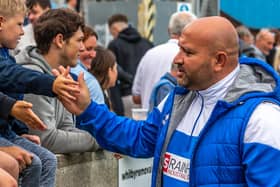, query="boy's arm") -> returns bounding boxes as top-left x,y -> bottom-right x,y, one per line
0,59 -> 55,95
0,61 -> 79,100
0,92 -> 16,120
0,91 -> 46,130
